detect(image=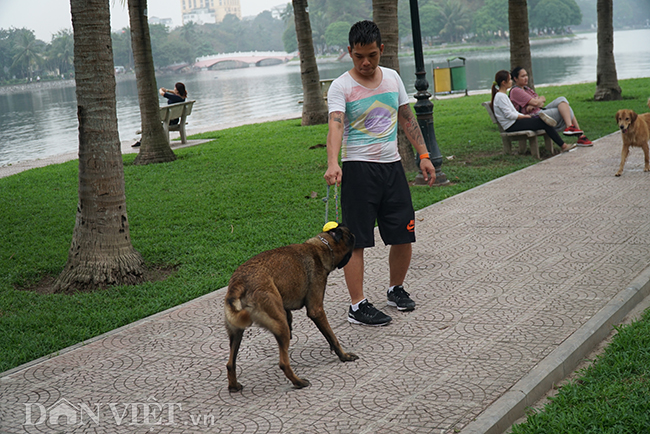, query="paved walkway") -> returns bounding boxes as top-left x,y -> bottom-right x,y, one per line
2,131 -> 650,434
